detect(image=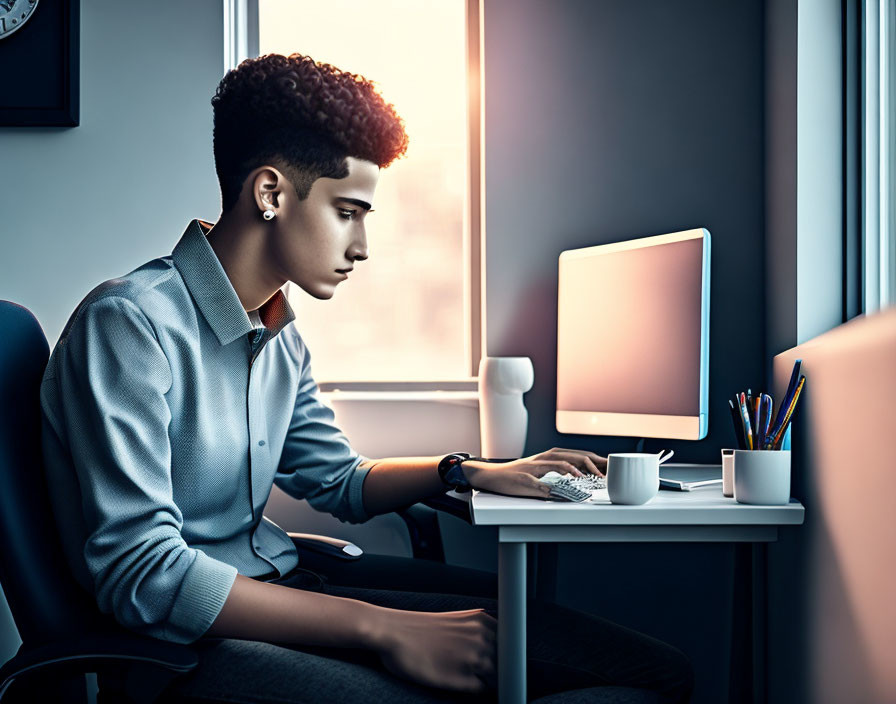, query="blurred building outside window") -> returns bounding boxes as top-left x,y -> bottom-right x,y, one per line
256,0 -> 478,384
